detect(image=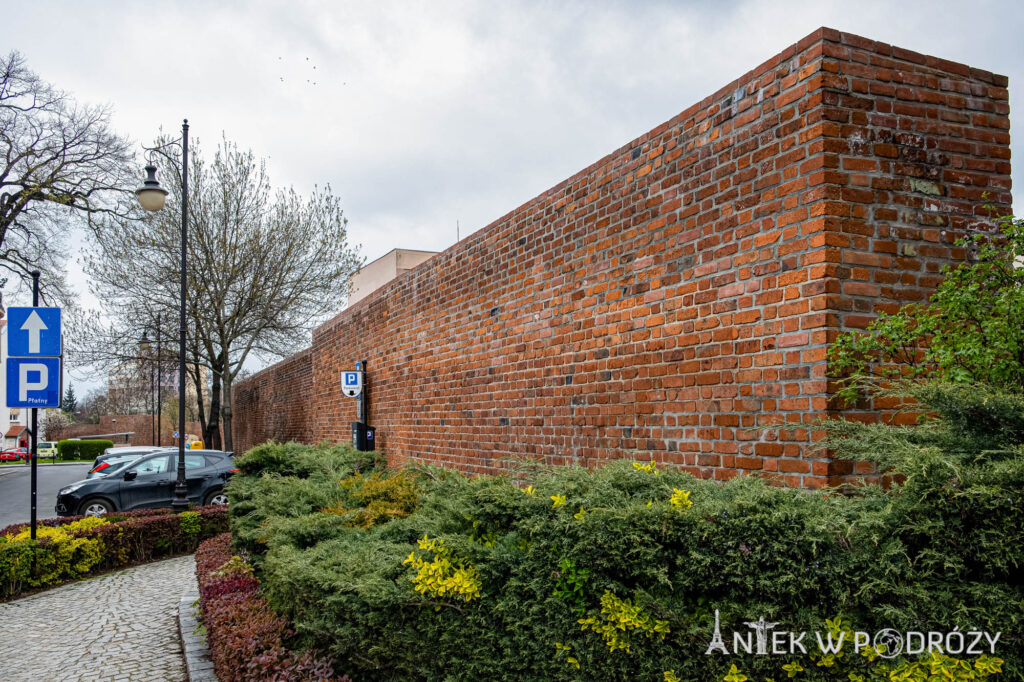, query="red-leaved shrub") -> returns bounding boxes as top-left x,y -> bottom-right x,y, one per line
195,534 -> 347,682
